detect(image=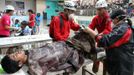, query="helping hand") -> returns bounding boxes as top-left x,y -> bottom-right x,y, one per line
80,25 -> 86,30
79,25 -> 90,33
83,27 -> 90,33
